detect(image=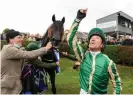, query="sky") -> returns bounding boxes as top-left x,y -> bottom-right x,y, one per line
0,0 -> 133,35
